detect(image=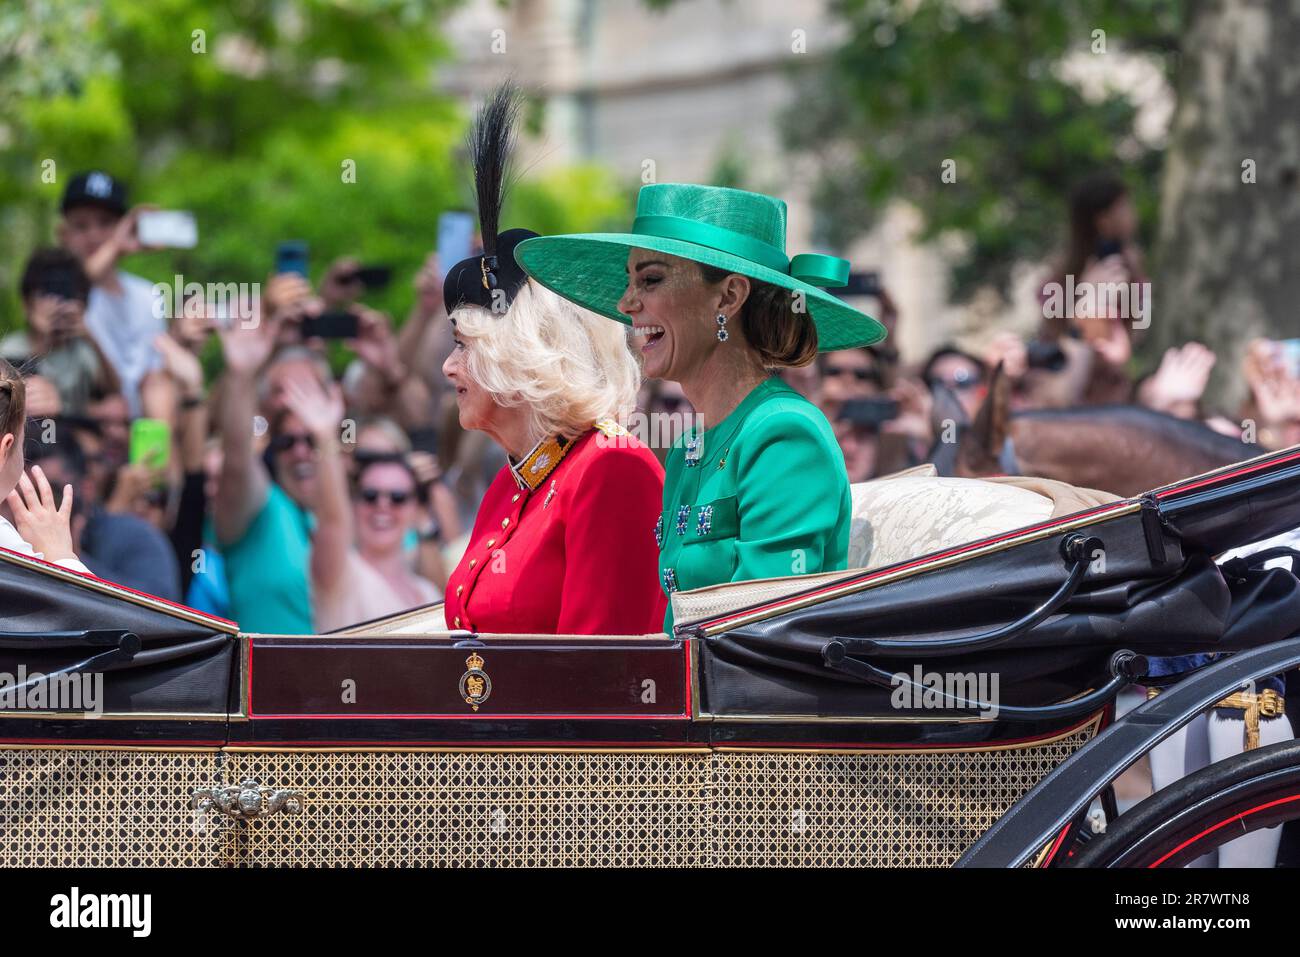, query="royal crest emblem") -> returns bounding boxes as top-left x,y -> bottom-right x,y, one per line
458,651 -> 492,711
